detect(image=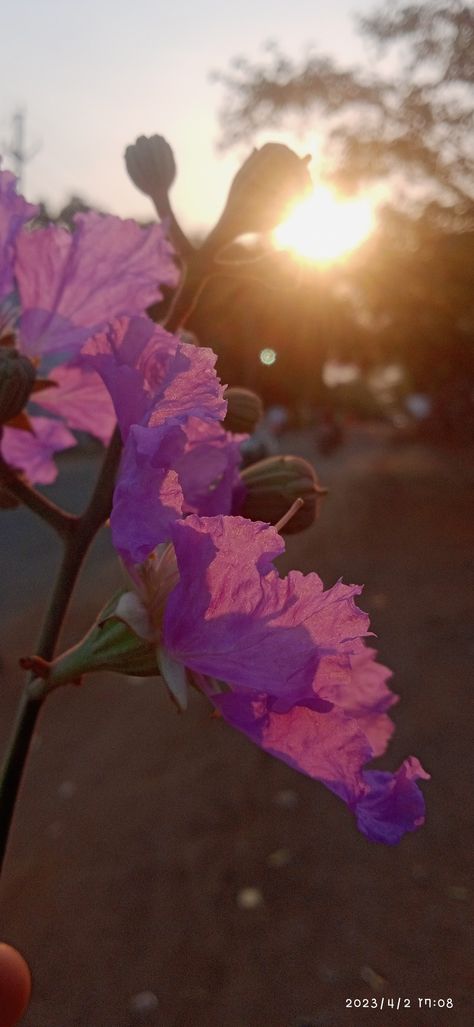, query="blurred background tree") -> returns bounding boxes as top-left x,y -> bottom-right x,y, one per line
203,0 -> 474,441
